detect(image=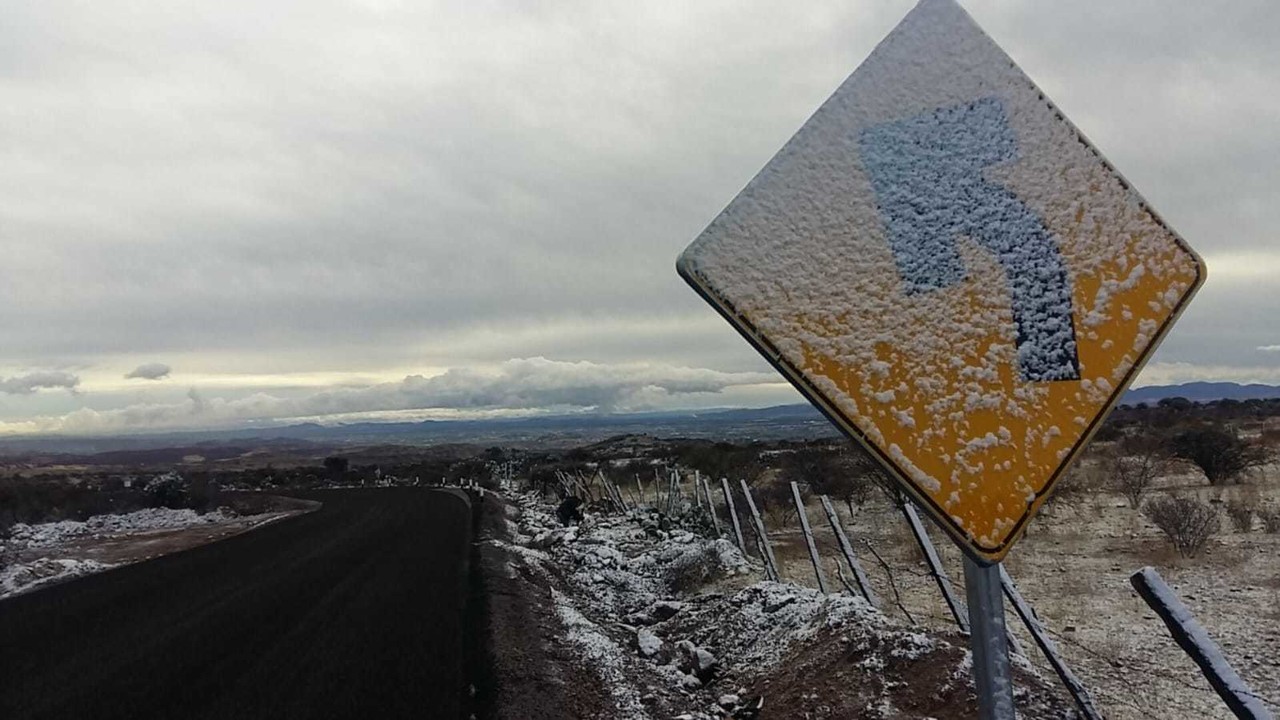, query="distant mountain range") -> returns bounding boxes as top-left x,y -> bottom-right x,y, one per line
3,382 -> 1276,458
1120,381 -> 1280,405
